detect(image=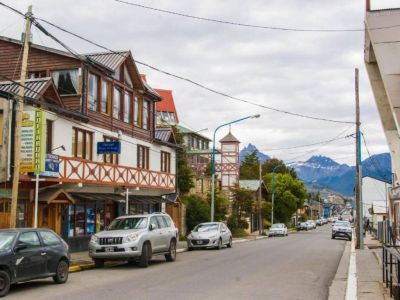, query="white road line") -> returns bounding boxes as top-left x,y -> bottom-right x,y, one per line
345,232 -> 357,300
